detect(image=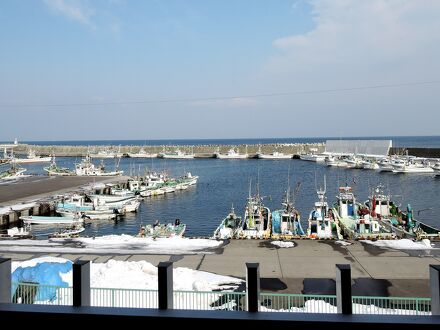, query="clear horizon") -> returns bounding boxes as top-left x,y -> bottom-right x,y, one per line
1,1 -> 439,140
